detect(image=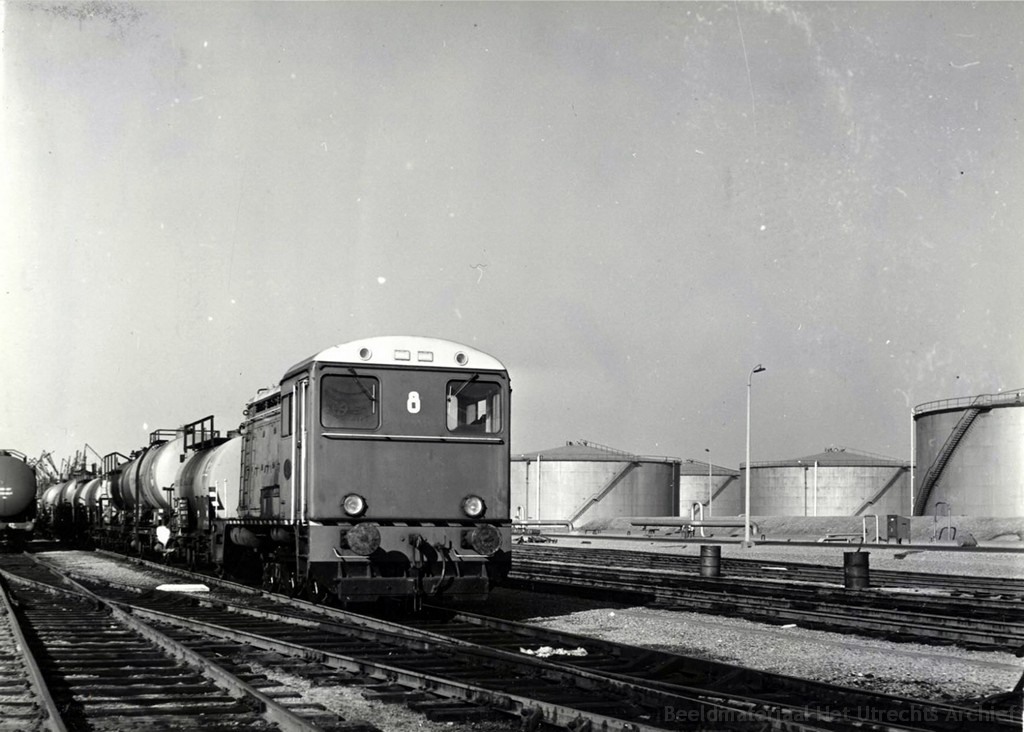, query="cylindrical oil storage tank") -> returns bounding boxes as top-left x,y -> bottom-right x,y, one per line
913,390 -> 1024,516
511,440 -> 680,525
743,448 -> 910,517
0,450 -> 37,520
679,459 -> 742,517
